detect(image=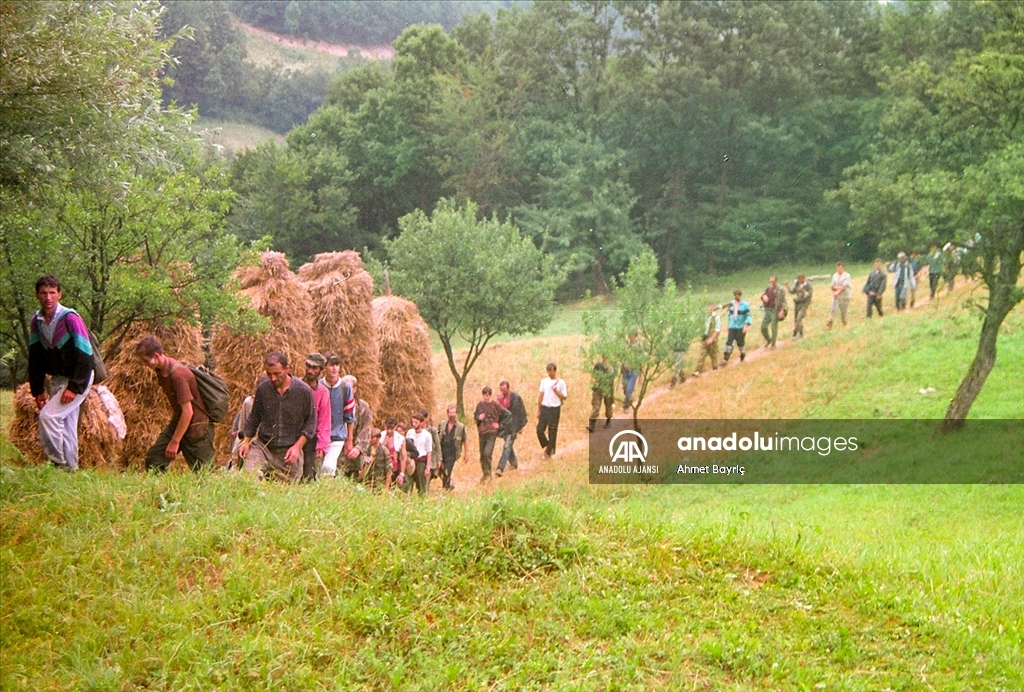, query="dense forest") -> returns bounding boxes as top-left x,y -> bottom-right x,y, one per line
212,1 -> 999,289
